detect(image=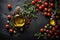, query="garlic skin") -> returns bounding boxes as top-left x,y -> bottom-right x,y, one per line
15,6 -> 22,15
